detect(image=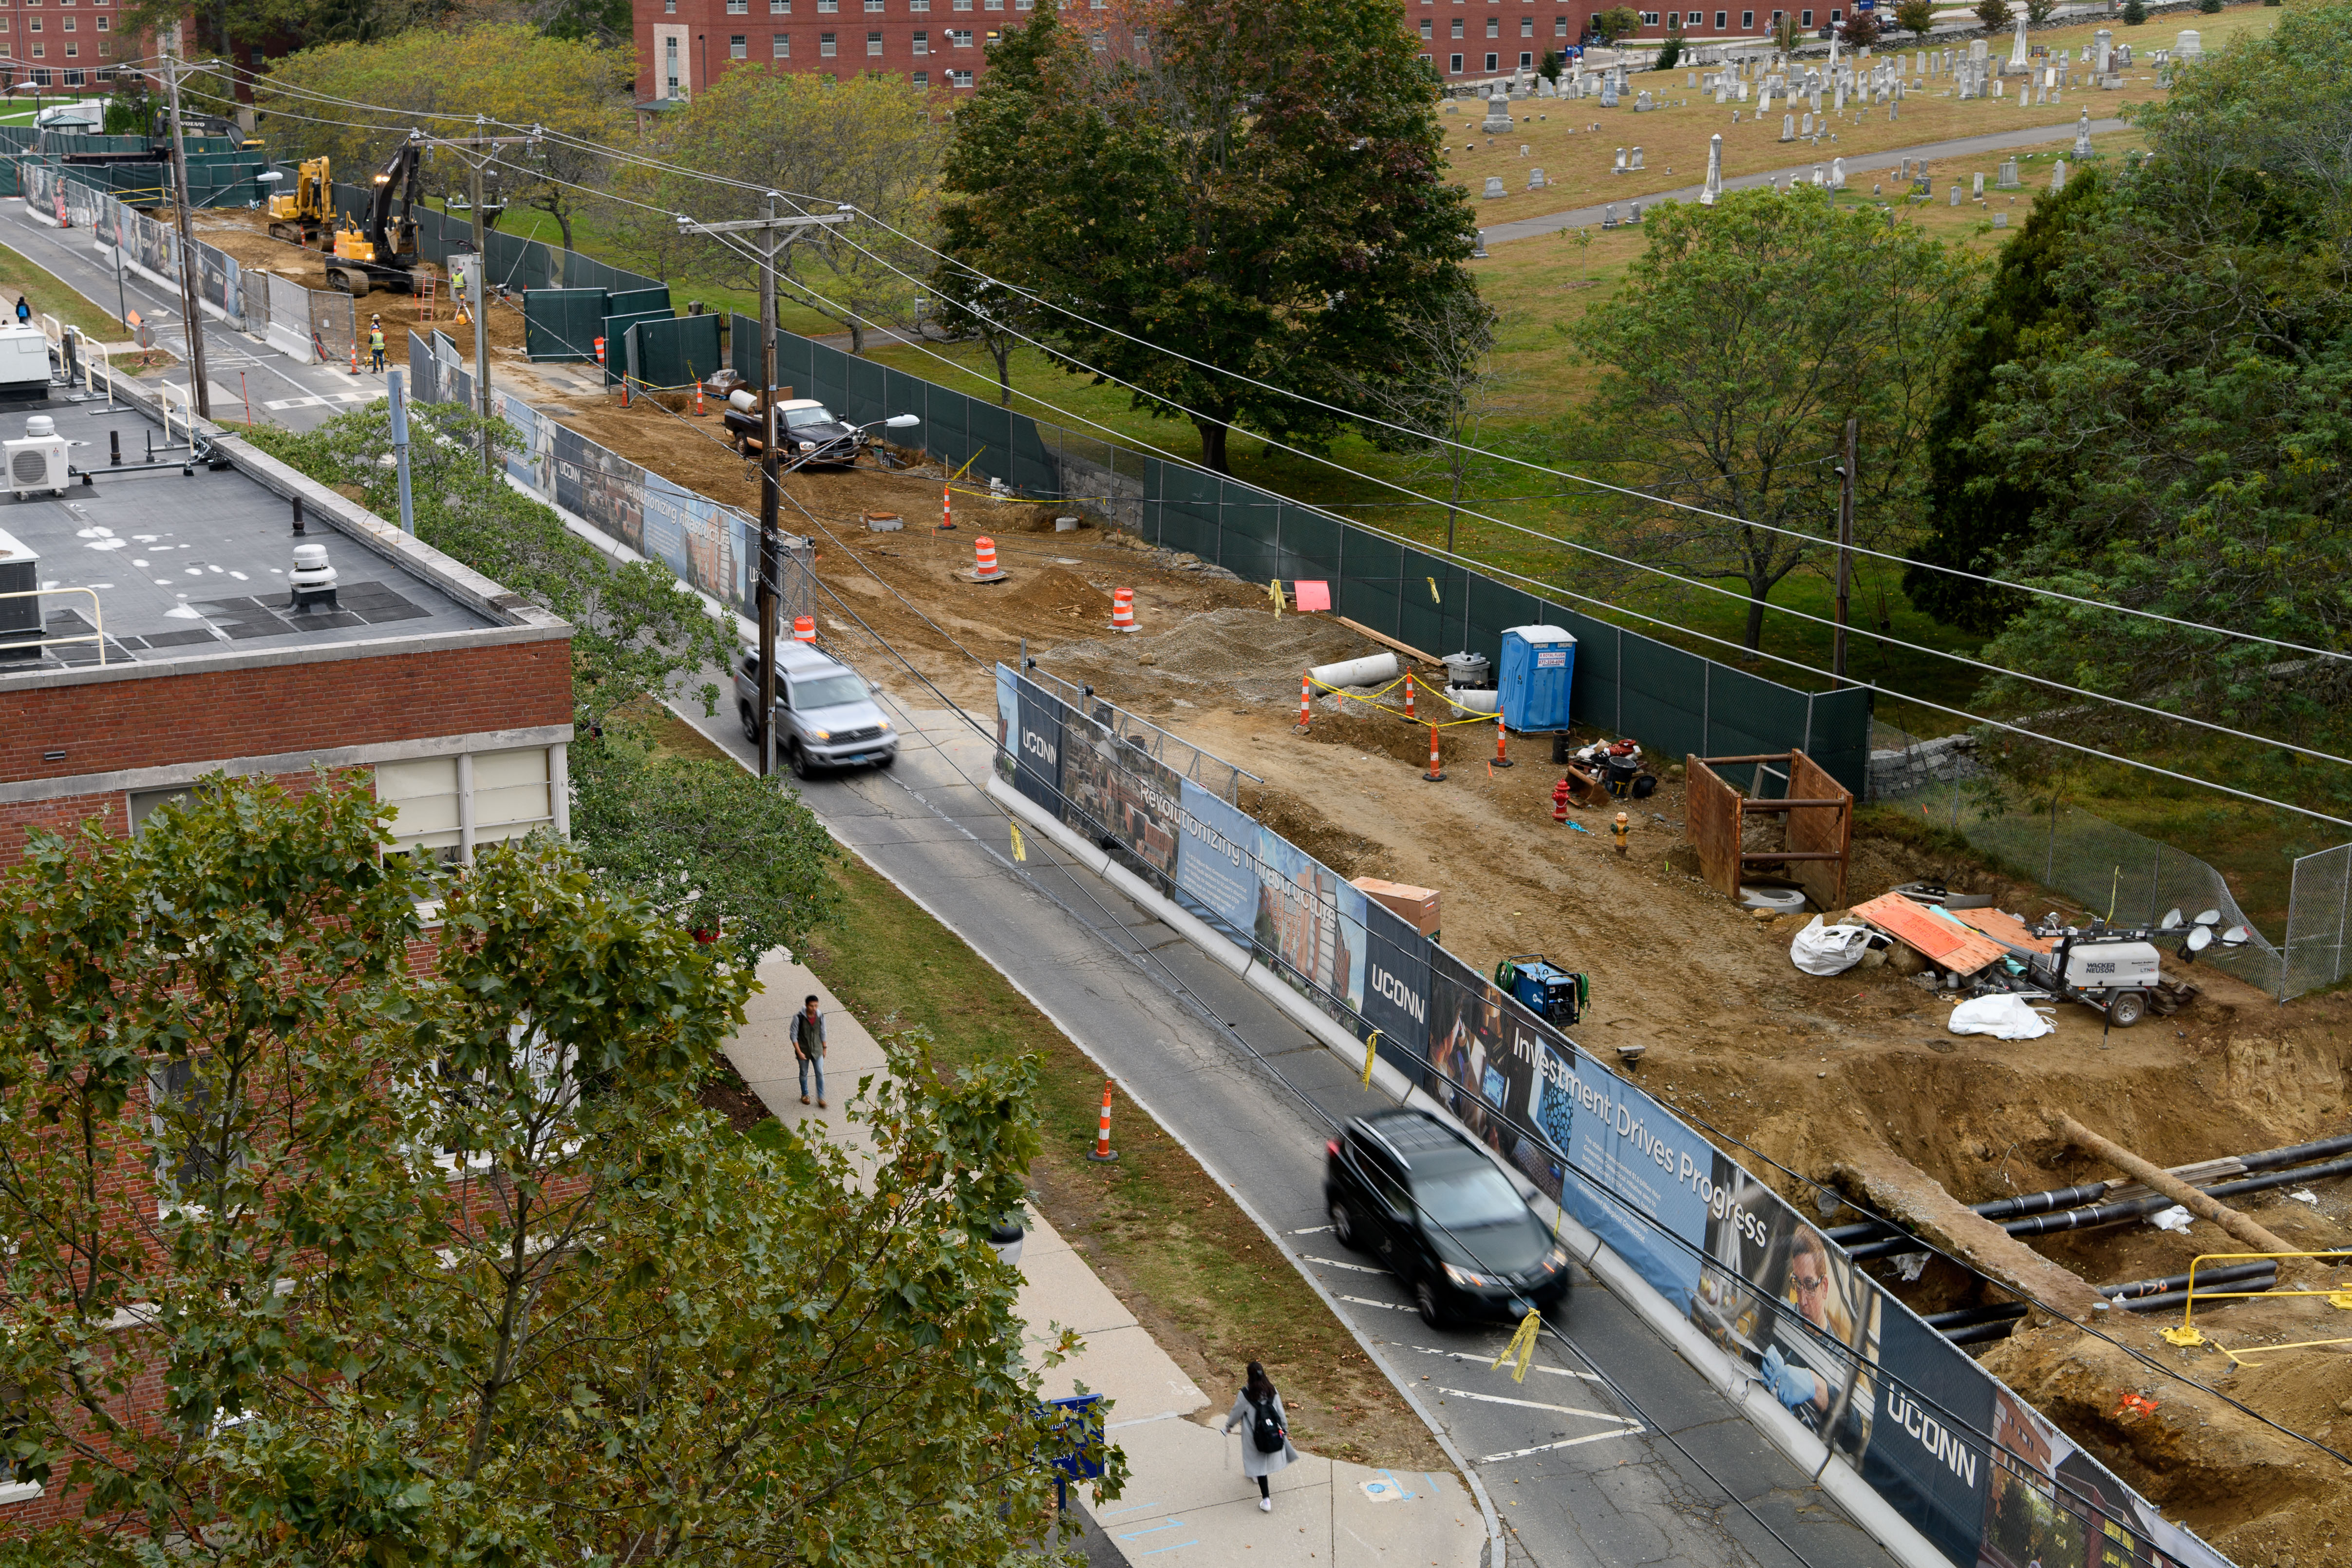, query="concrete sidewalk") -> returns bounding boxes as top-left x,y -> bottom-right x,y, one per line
724,951 -> 1484,1568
